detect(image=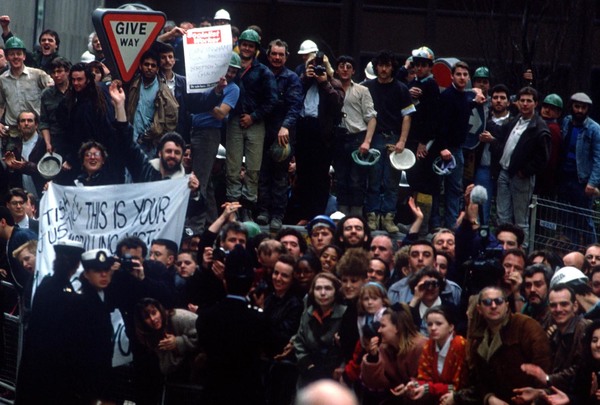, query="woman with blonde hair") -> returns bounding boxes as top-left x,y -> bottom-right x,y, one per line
361,302 -> 427,402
